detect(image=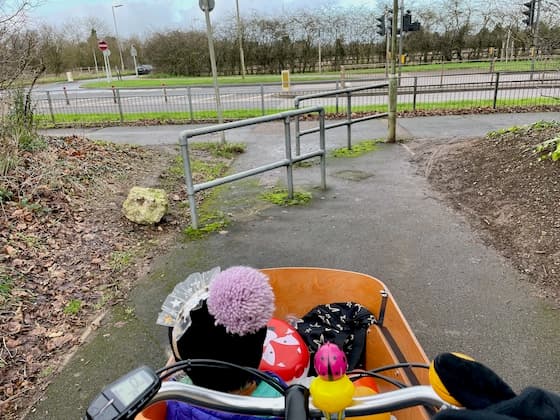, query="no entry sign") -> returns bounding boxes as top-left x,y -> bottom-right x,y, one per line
98,40 -> 108,51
